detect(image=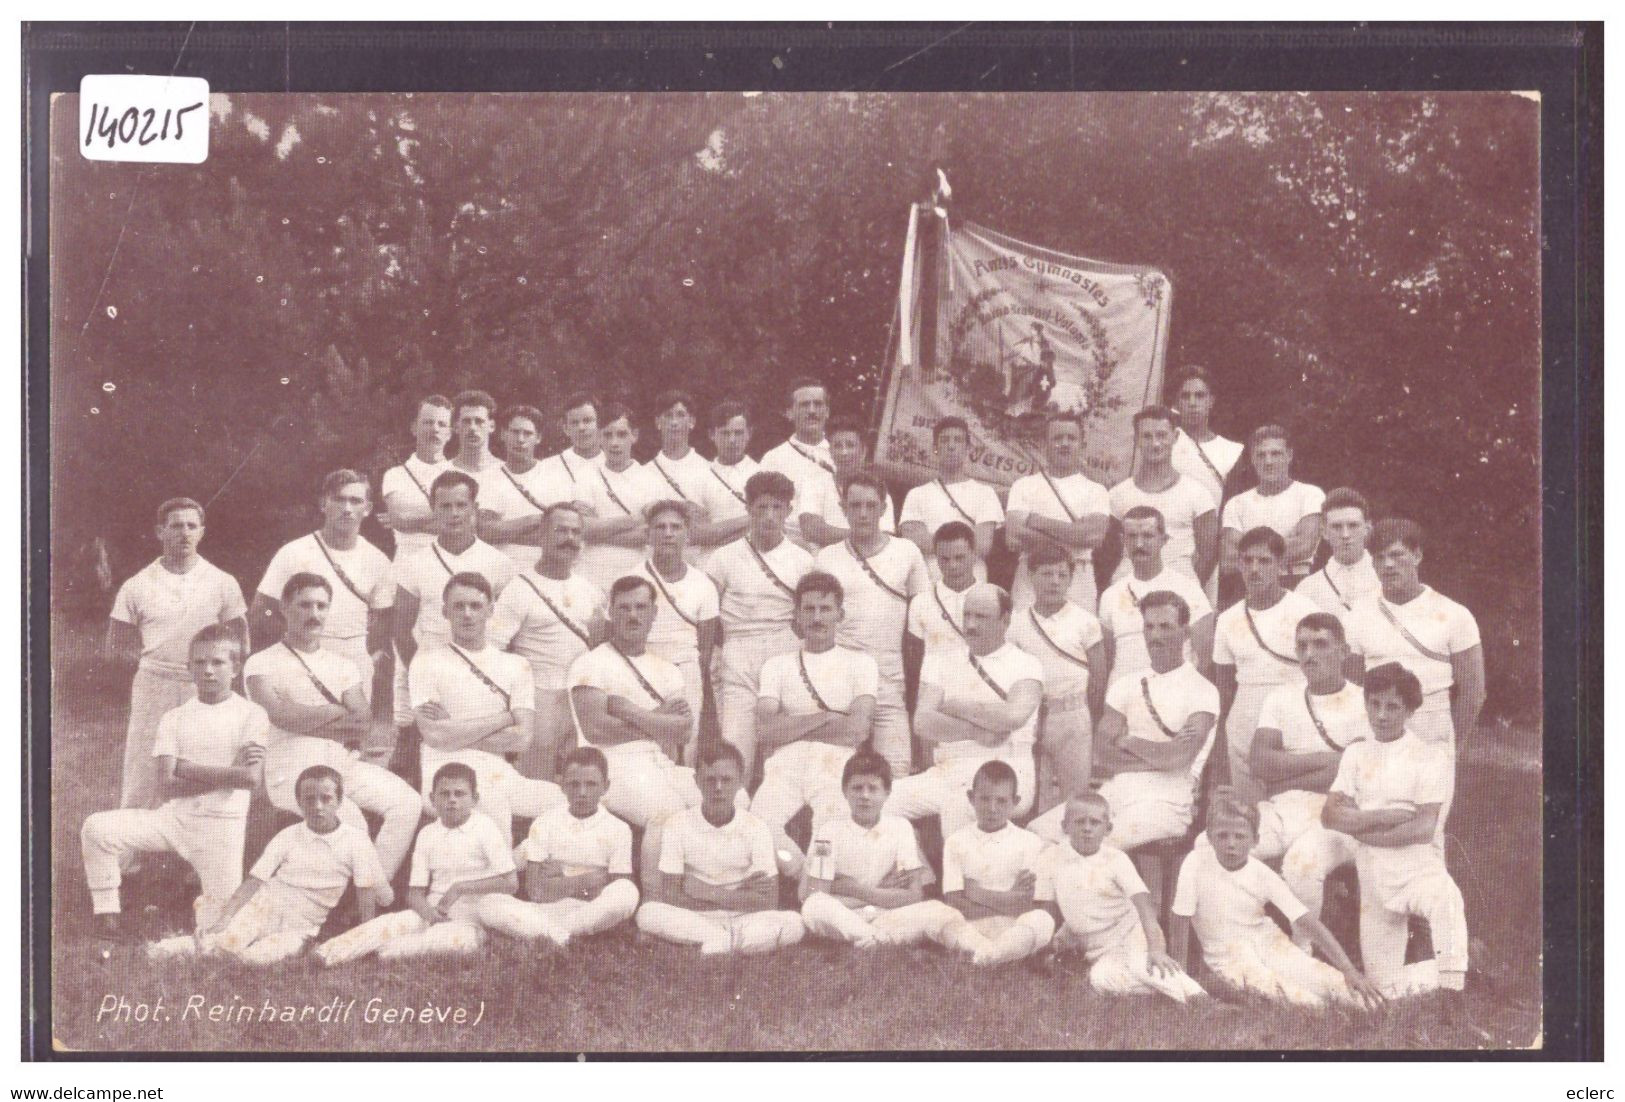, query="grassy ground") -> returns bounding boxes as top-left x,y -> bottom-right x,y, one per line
46,618 -> 1543,1054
